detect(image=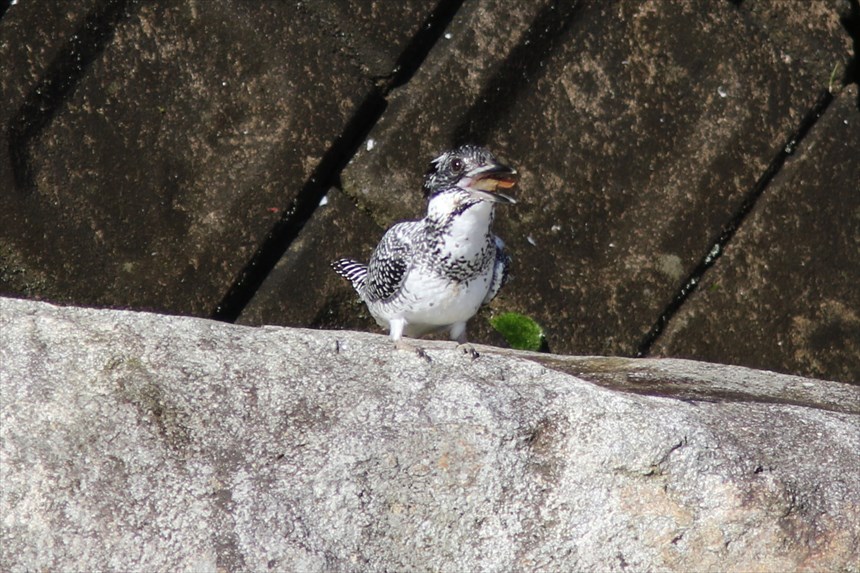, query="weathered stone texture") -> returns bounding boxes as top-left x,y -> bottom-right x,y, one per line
654,85 -> 860,383
2,297 -> 859,572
